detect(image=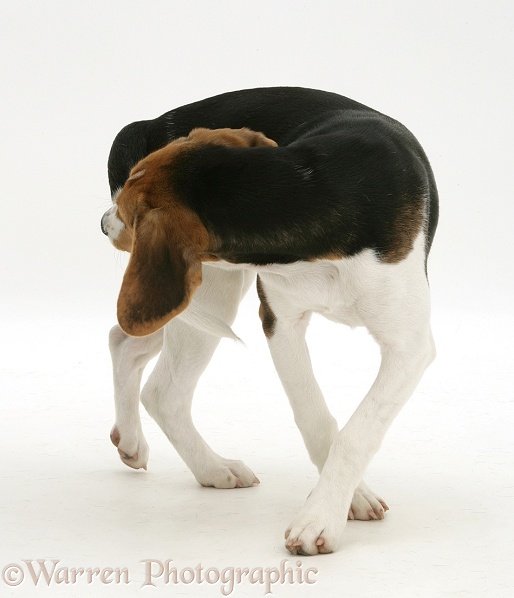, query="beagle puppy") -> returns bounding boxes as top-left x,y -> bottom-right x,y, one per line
101,87 -> 438,556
